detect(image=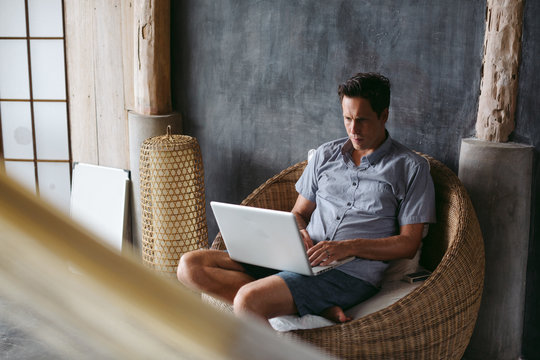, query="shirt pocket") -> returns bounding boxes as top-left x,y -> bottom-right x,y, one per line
353,180 -> 398,217
316,172 -> 350,205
